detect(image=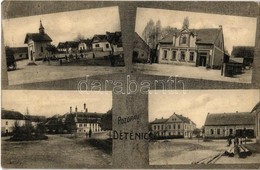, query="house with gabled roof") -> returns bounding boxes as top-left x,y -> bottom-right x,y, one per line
24,20 -> 52,61
204,112 -> 255,138
133,32 -> 151,63
150,112 -> 196,138
1,109 -> 25,134
158,25 -> 225,69
78,39 -> 92,52
251,101 -> 260,143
